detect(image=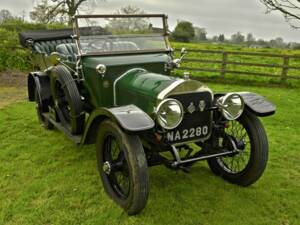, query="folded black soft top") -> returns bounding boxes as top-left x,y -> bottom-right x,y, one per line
19,29 -> 73,47
19,27 -> 111,47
